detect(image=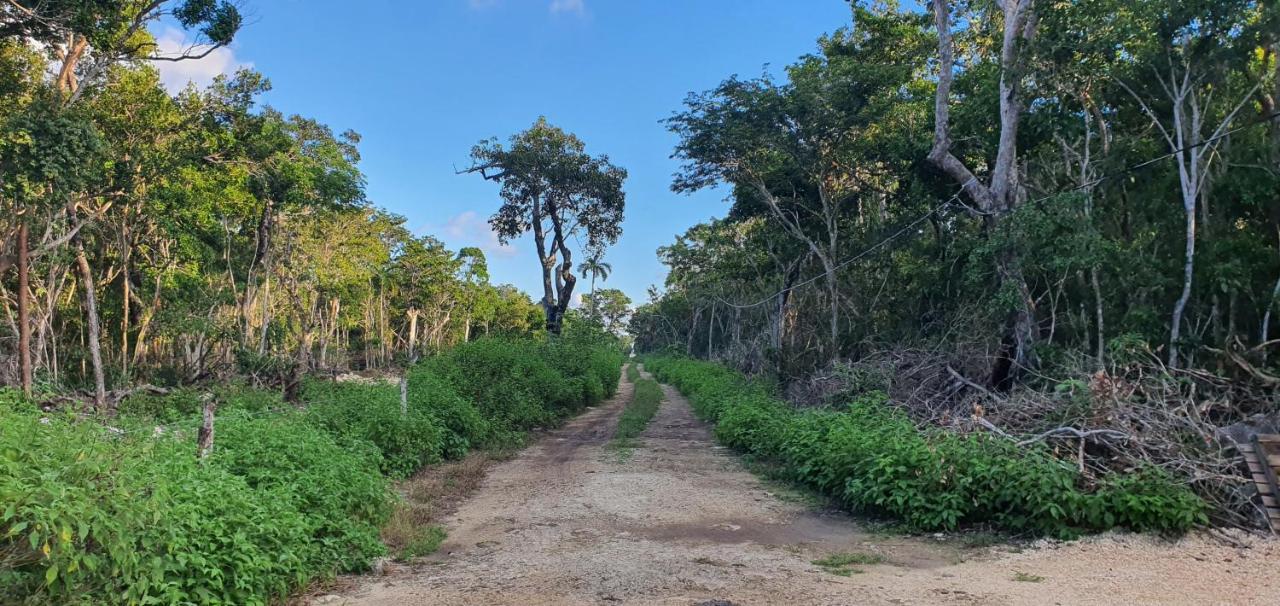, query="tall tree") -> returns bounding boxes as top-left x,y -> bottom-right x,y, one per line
1109,0 -> 1265,367
928,0 -> 1039,387
466,118 -> 627,334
